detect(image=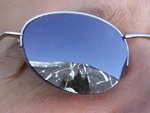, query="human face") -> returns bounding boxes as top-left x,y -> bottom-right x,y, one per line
0,0 -> 150,113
